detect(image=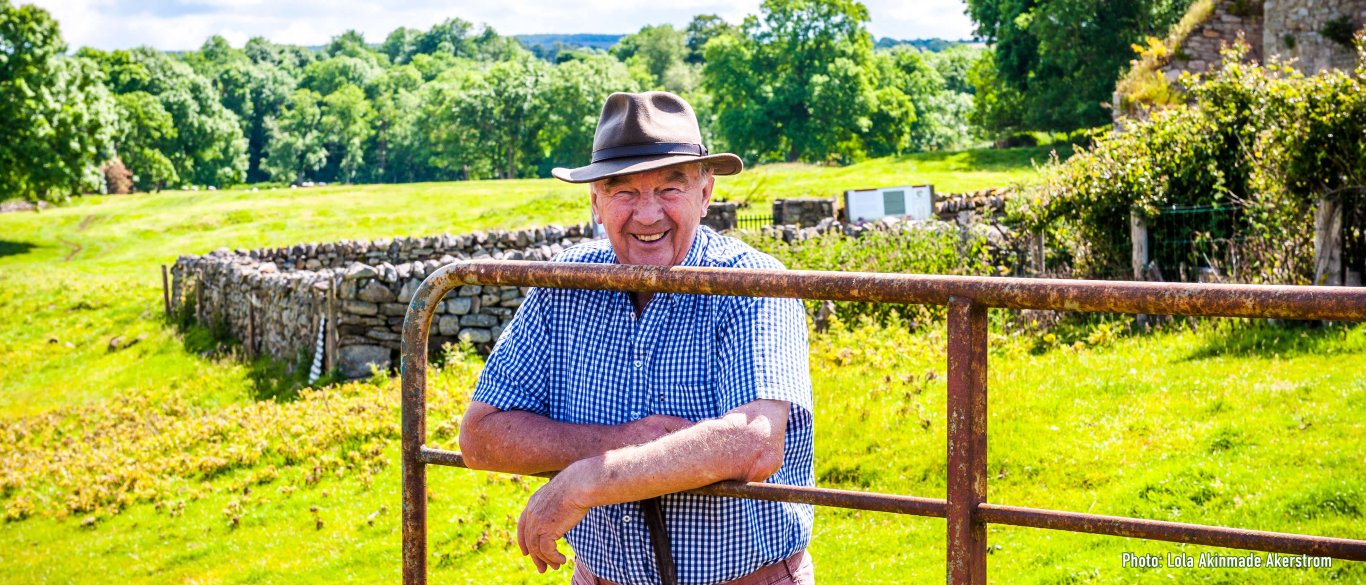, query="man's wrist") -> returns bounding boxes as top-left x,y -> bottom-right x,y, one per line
559,457 -> 603,509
